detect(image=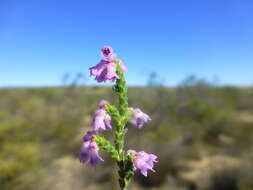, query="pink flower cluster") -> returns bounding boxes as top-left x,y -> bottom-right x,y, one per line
79,100 -> 152,168
79,46 -> 157,177
79,100 -> 111,167
89,46 -> 128,83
